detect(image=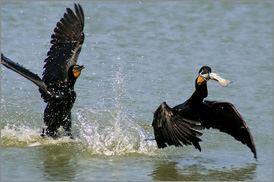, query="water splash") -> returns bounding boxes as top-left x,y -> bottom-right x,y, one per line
1,124 -> 40,147
1,123 -> 80,147
75,107 -> 156,156
1,57 -> 157,155
75,60 -> 157,155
